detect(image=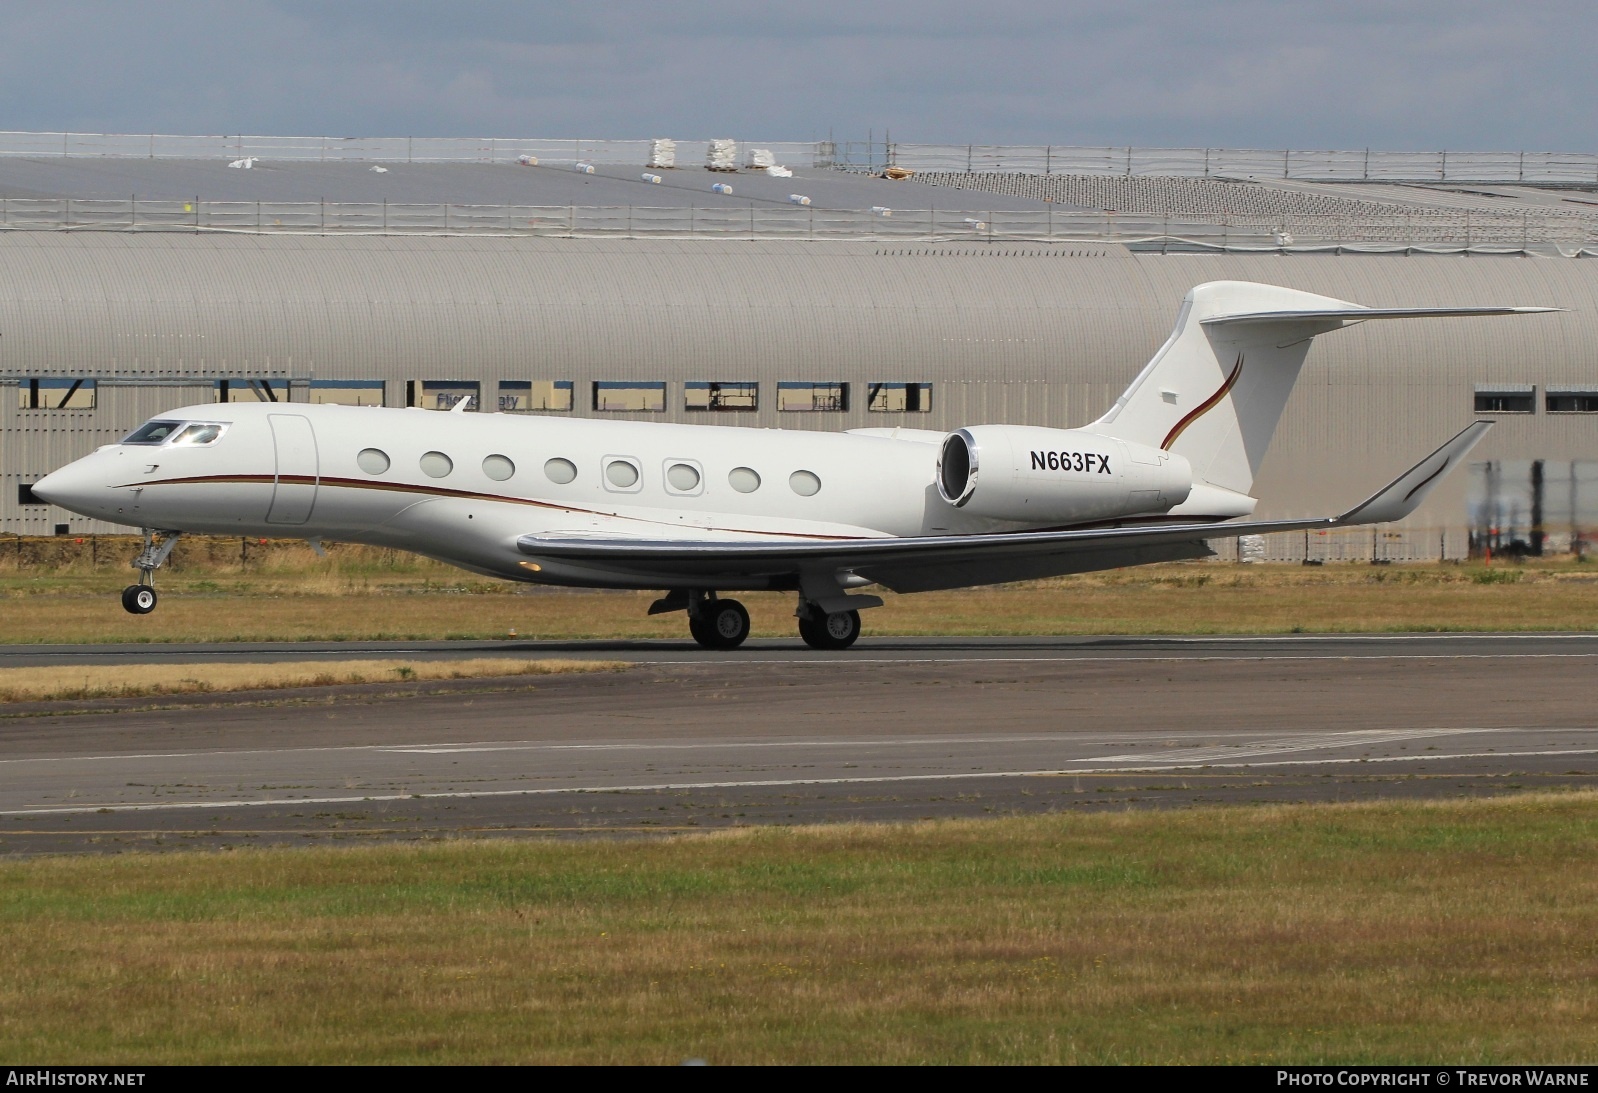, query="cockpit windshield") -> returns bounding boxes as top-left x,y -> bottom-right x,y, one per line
122,420 -> 228,446
169,423 -> 227,446
122,420 -> 184,445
